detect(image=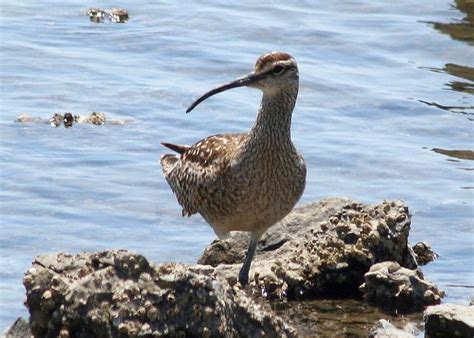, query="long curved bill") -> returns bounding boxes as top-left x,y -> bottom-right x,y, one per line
186,71 -> 267,113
